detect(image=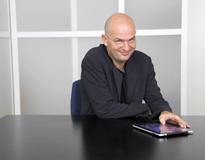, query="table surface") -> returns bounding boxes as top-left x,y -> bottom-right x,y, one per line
0,115 -> 204,160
